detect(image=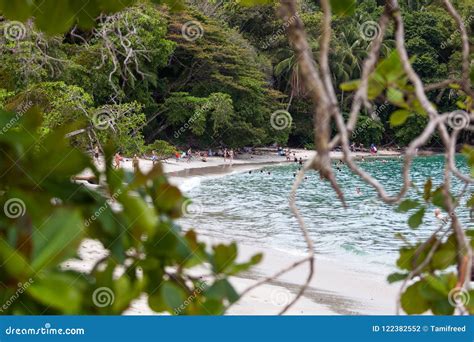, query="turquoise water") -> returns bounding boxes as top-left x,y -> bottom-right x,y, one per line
180,155 -> 472,268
